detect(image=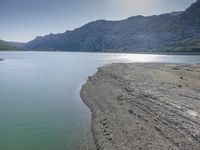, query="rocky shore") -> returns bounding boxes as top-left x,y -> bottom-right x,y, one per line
80,63 -> 200,150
